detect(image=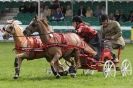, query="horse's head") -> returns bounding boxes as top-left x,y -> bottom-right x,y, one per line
23,16 -> 50,36
2,24 -> 14,40
2,20 -> 22,40
23,16 -> 40,36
